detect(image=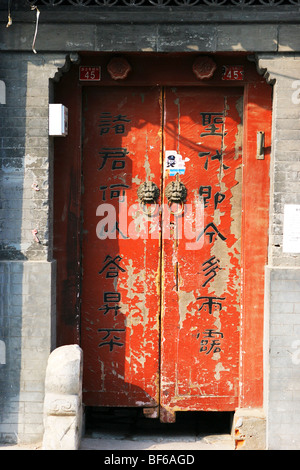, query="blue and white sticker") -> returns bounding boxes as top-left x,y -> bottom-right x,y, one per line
165,151 -> 189,176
